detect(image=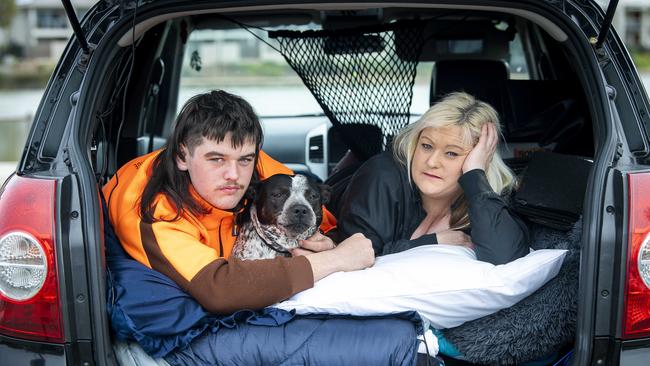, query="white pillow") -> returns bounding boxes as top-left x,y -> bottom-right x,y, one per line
273,245 -> 567,329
